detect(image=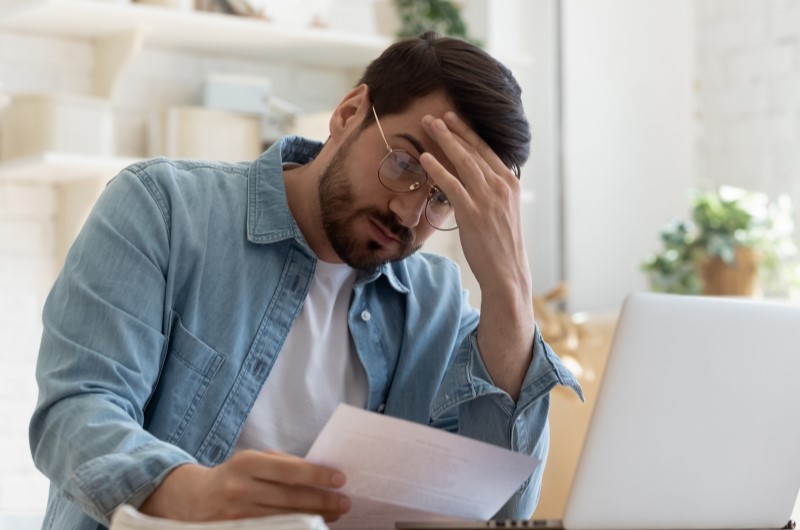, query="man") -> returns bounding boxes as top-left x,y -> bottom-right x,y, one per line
30,32 -> 581,529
